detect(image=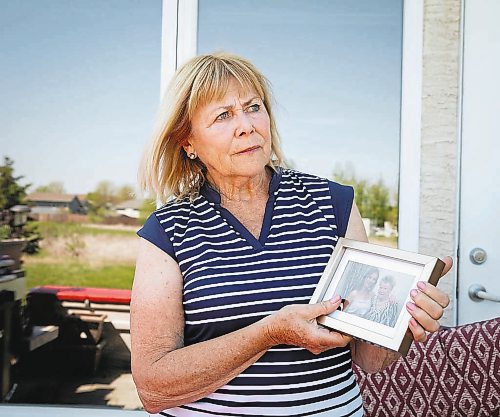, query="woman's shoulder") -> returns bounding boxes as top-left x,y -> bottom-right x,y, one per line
137,195 -> 206,260
153,197 -> 189,214
151,193 -> 207,217
281,168 -> 329,183
280,168 -> 353,192
139,195 -> 203,233
280,168 -> 354,237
